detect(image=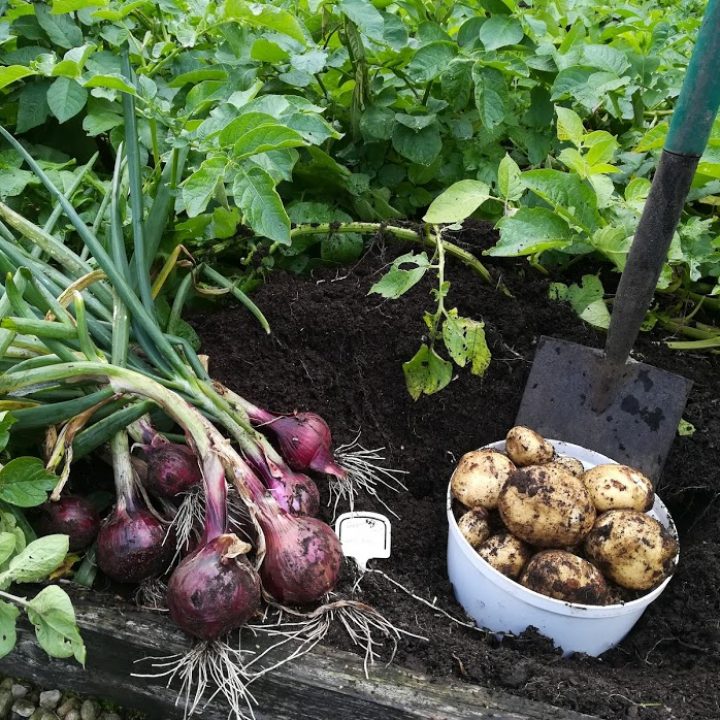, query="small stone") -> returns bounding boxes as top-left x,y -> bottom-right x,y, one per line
38,694 -> 60,712
98,714 -> 121,720
0,681 -> 12,691
56,700 -> 77,718
64,711 -> 80,720
0,690 -> 13,720
11,699 -> 35,719
79,701 -> 96,720
36,712 -> 59,720
9,687 -> 27,701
